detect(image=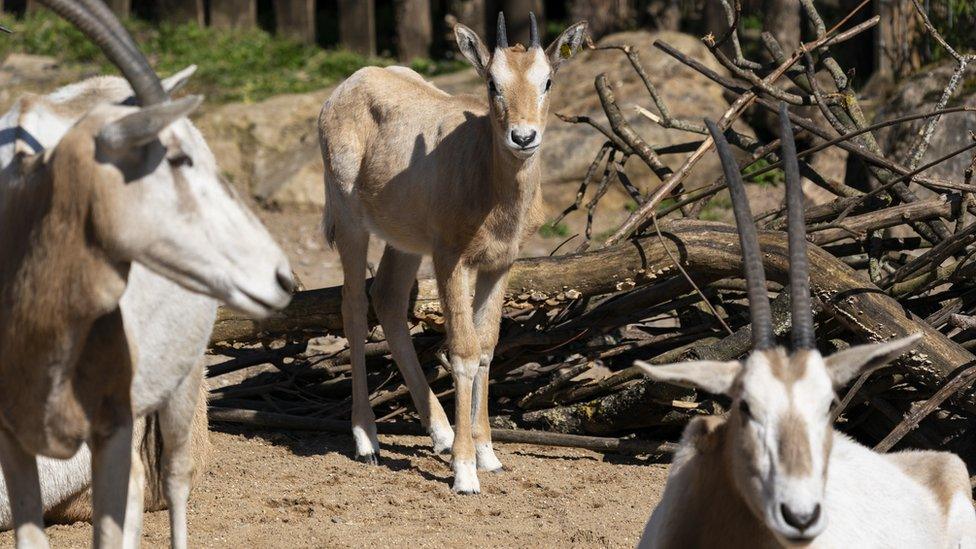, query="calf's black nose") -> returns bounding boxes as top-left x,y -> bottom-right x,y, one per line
511,129 -> 537,148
